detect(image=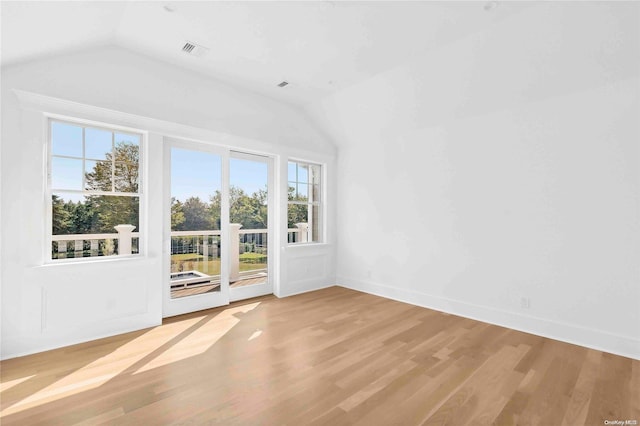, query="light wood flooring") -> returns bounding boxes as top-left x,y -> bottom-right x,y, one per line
1,287 -> 638,425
